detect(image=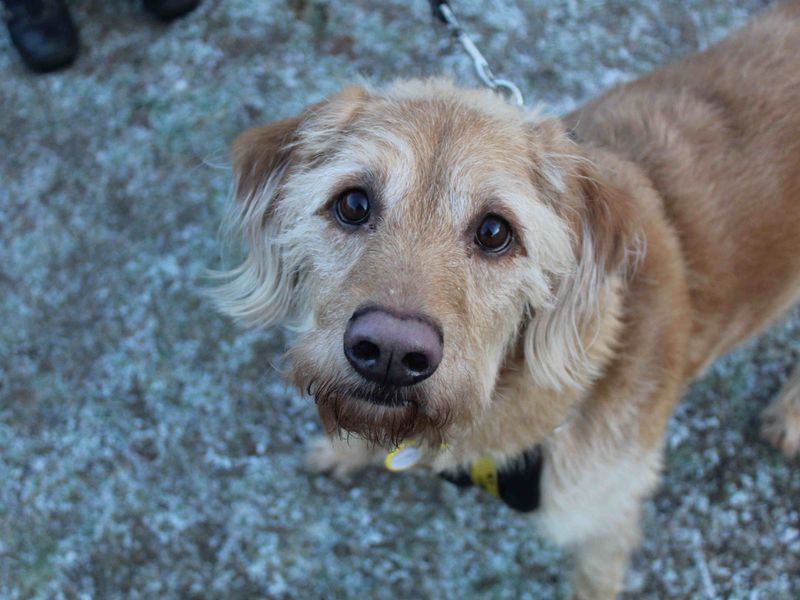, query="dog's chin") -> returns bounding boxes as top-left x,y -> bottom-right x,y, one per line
306,378 -> 451,448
